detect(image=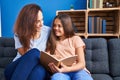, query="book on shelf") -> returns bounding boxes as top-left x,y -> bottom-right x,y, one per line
88,16 -> 106,33
99,0 -> 103,8
89,0 -> 103,8
88,16 -> 95,33
94,17 -> 103,33
93,0 -> 96,8
102,19 -> 106,33
89,0 -> 93,8
40,51 -> 77,71
96,0 -> 103,8
99,18 -> 103,33
88,16 -> 92,33
94,16 -> 98,33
